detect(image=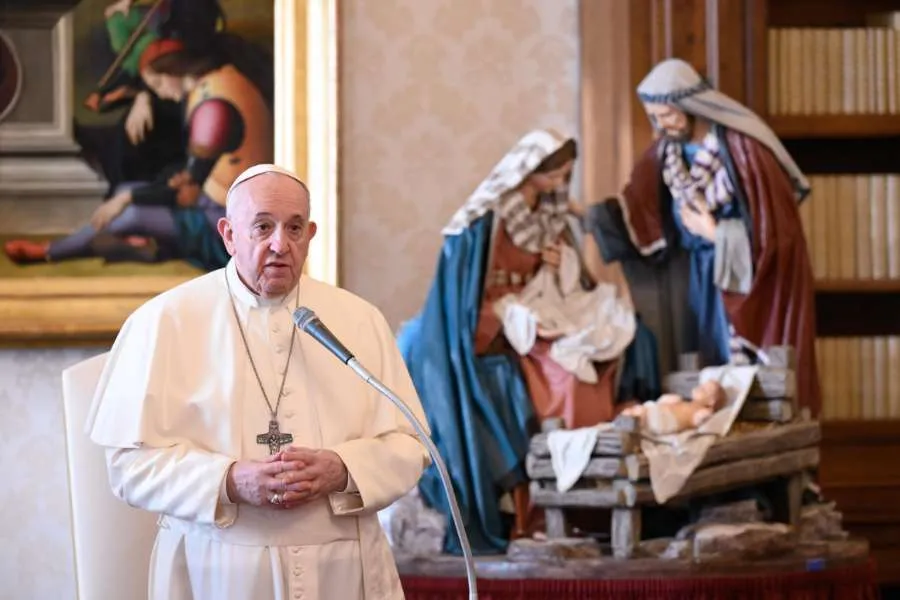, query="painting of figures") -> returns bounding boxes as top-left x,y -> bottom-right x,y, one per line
1,0 -> 275,279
